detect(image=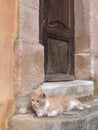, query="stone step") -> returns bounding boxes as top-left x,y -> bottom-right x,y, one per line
8,98 -> 98,130
42,80 -> 94,99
